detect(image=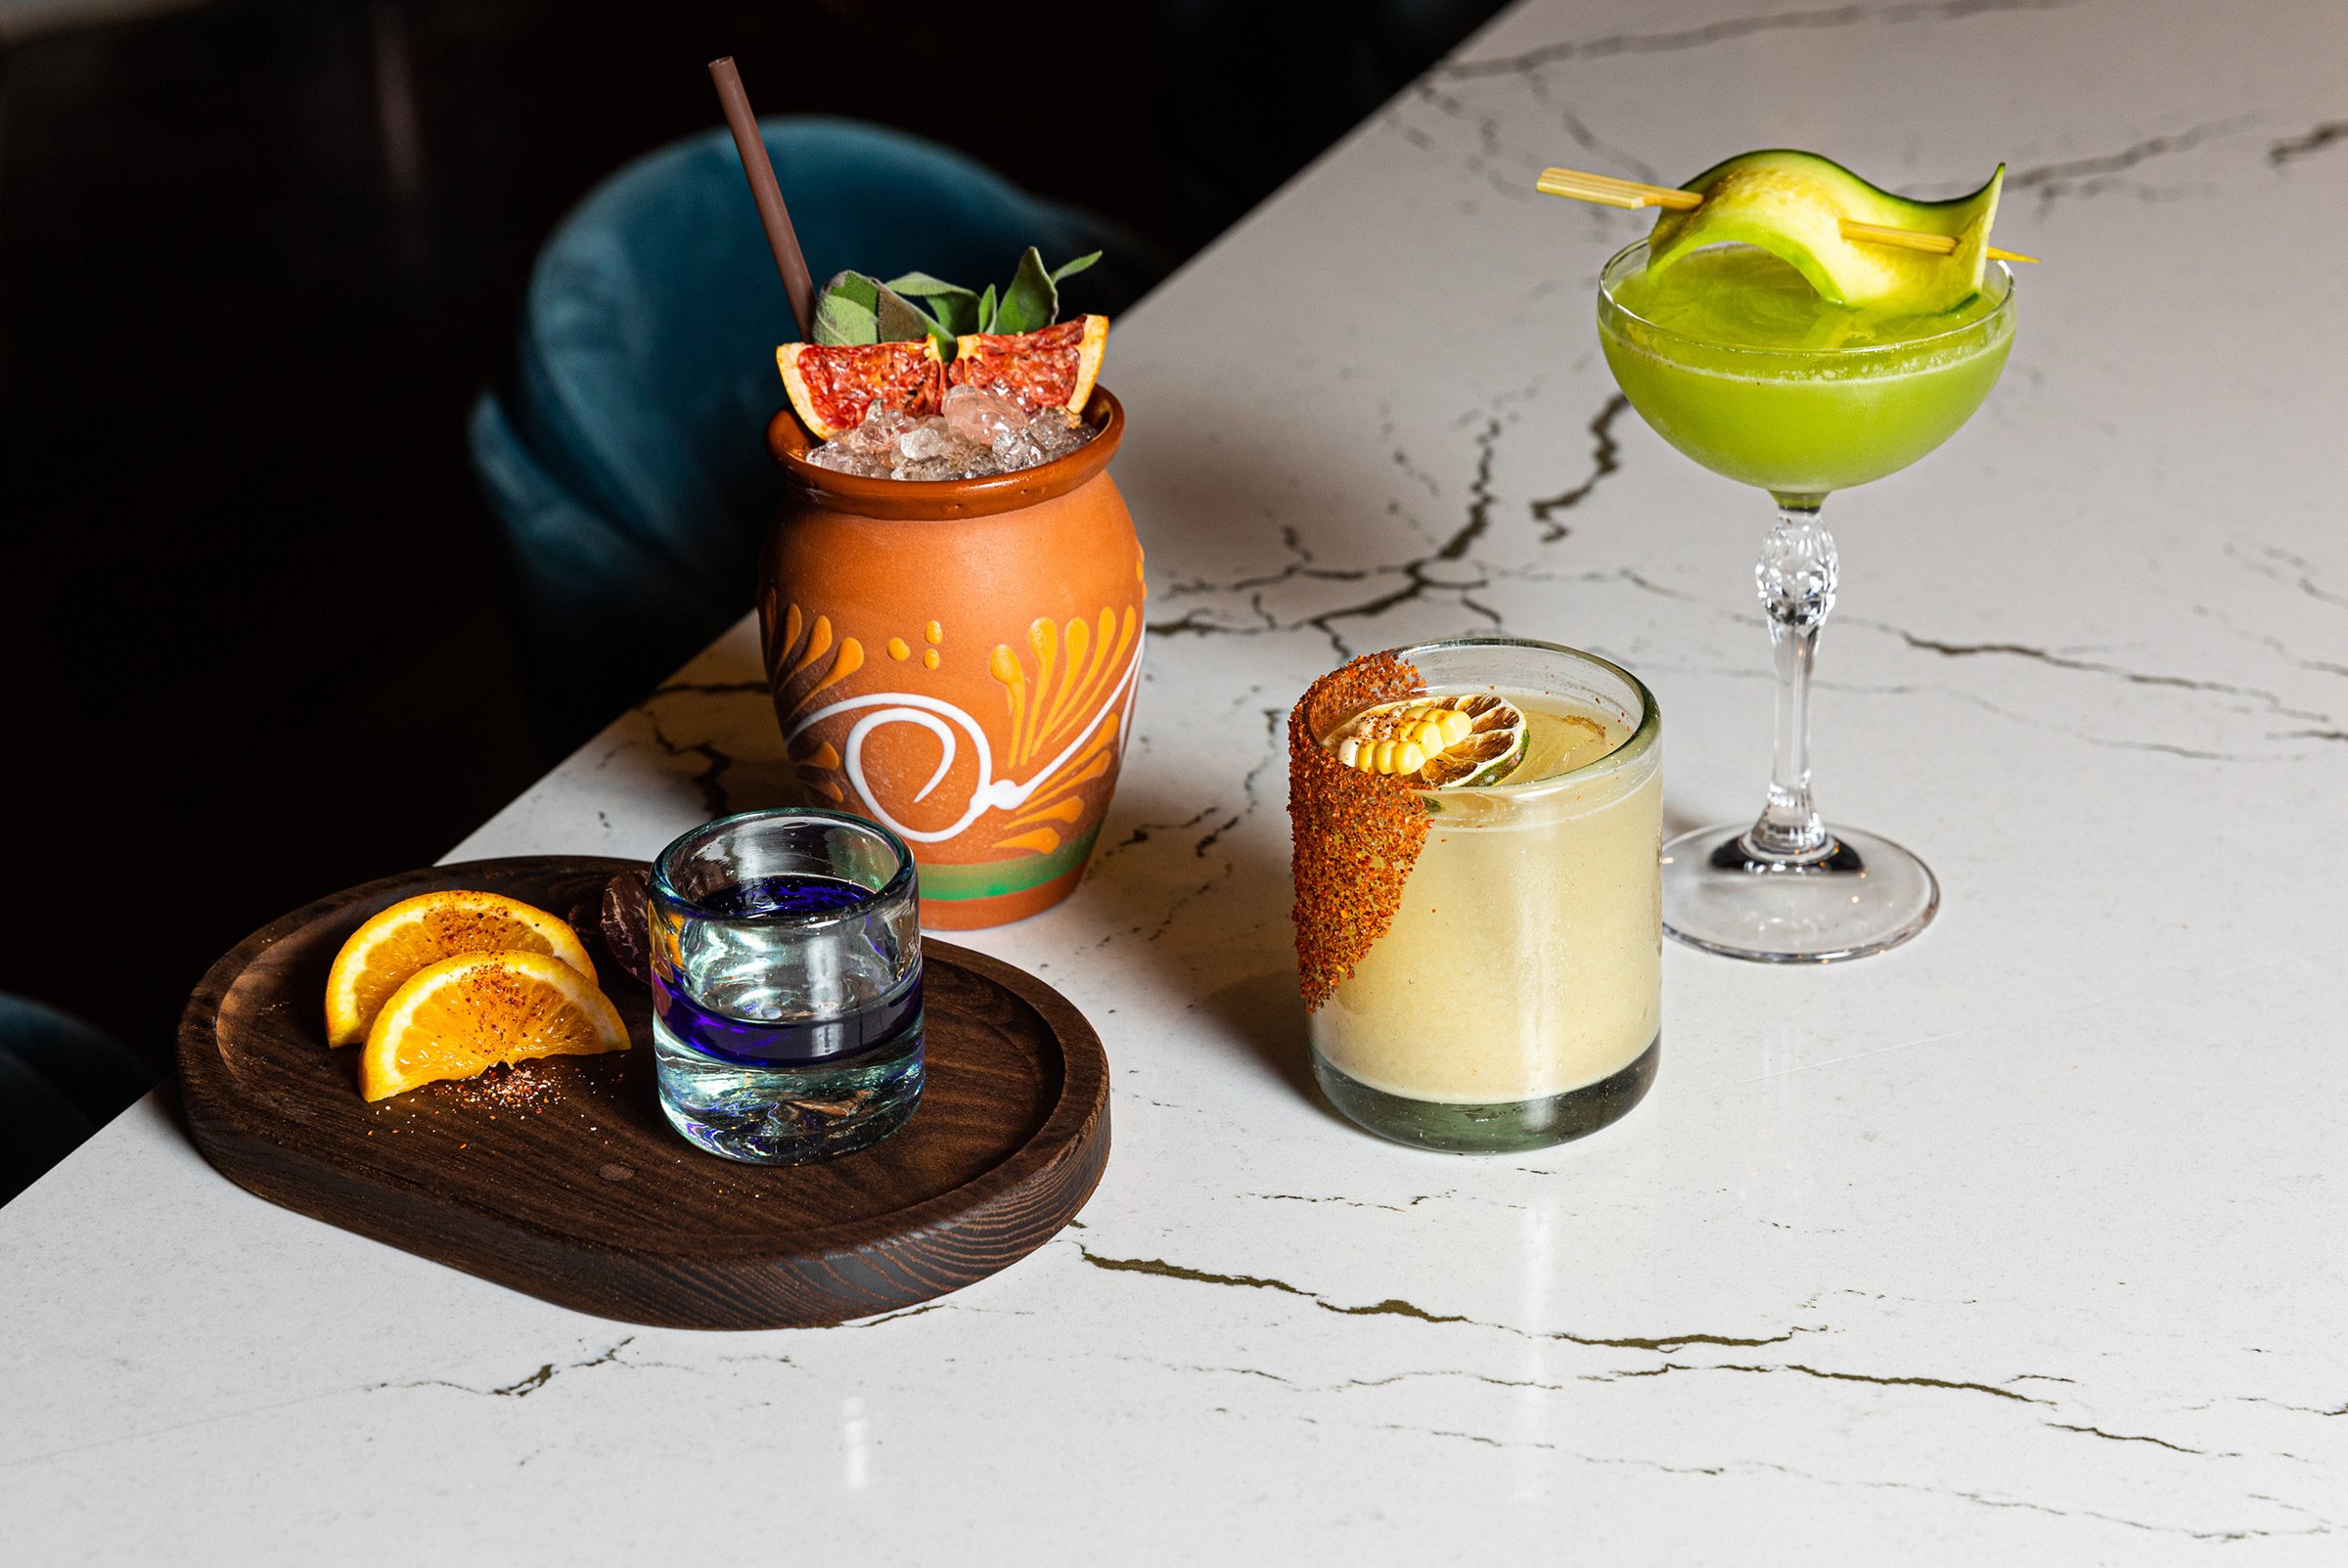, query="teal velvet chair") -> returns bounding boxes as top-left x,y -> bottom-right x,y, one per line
472,116 -> 1163,752
0,996 -> 154,1204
